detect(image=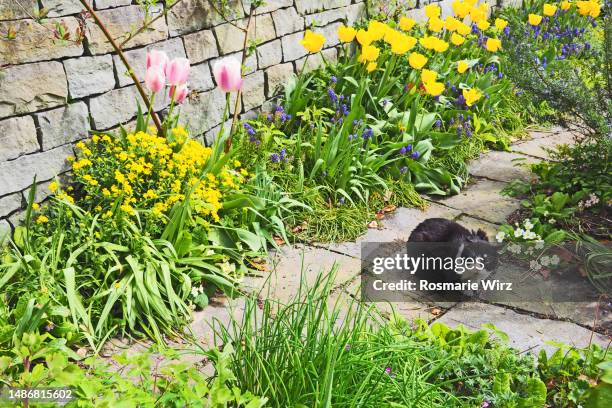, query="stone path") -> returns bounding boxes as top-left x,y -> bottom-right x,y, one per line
104,126 -> 610,370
